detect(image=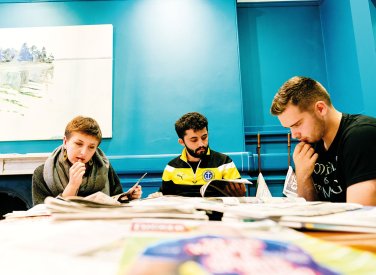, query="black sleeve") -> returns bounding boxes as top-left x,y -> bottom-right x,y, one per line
159,179 -> 176,195
108,164 -> 124,196
159,166 -> 176,195
341,125 -> 376,186
32,164 -> 53,206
